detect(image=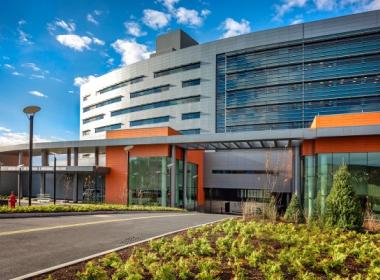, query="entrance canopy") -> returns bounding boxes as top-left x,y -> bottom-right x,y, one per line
0,125 -> 378,155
